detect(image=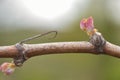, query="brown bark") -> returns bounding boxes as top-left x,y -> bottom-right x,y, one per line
0,41 -> 120,58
